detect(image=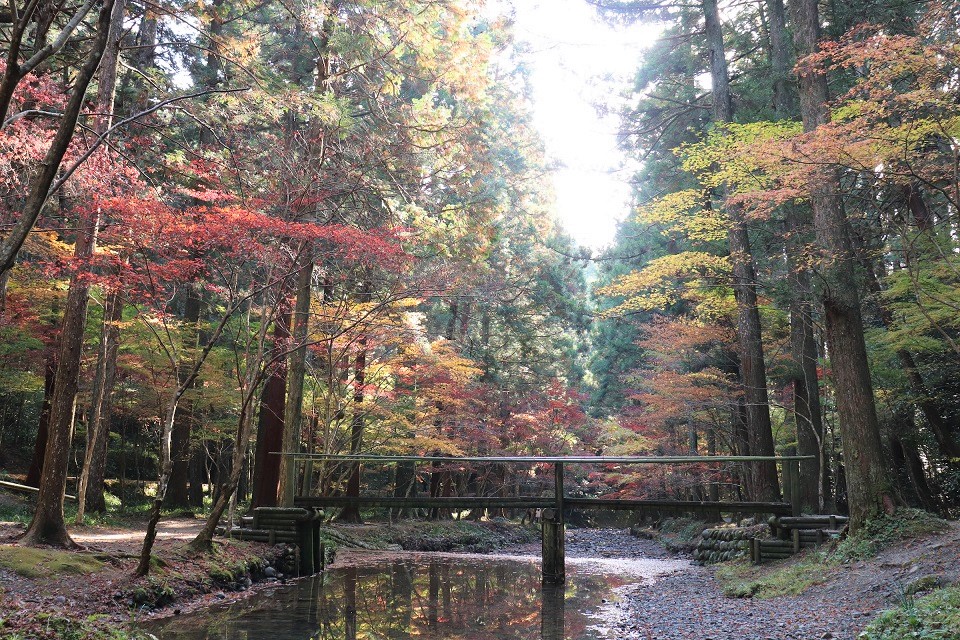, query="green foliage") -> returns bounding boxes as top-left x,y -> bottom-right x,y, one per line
859,586 -> 960,640
835,509 -> 949,561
